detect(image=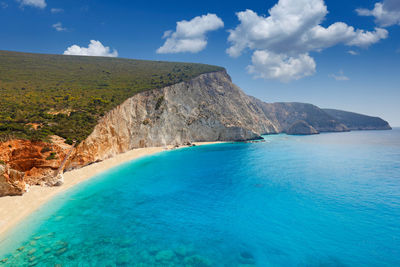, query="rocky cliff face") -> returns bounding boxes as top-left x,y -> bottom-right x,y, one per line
323,109 -> 392,130
67,71 -> 278,168
286,120 -> 319,135
0,137 -> 71,195
0,164 -> 26,196
250,99 -> 349,134
0,70 -> 392,196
